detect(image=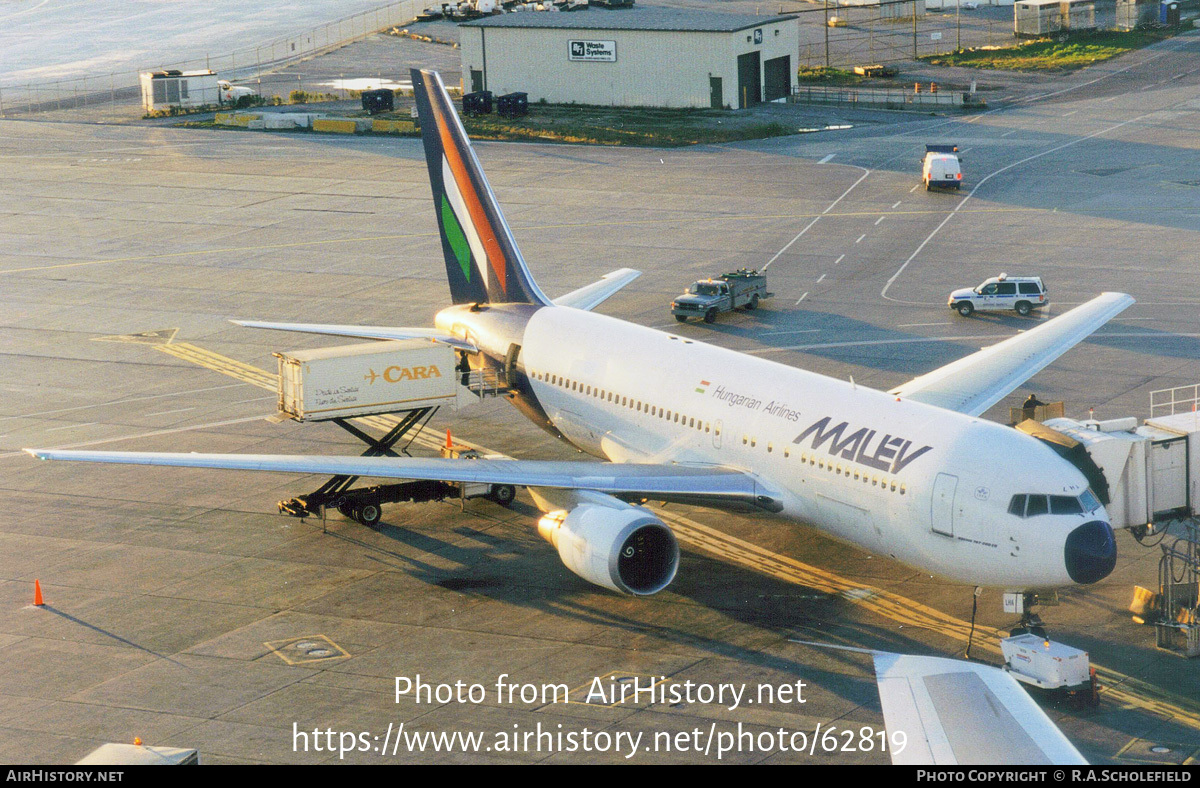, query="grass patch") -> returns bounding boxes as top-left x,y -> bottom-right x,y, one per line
451,104 -> 796,147
921,29 -> 1171,71
796,66 -> 868,86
